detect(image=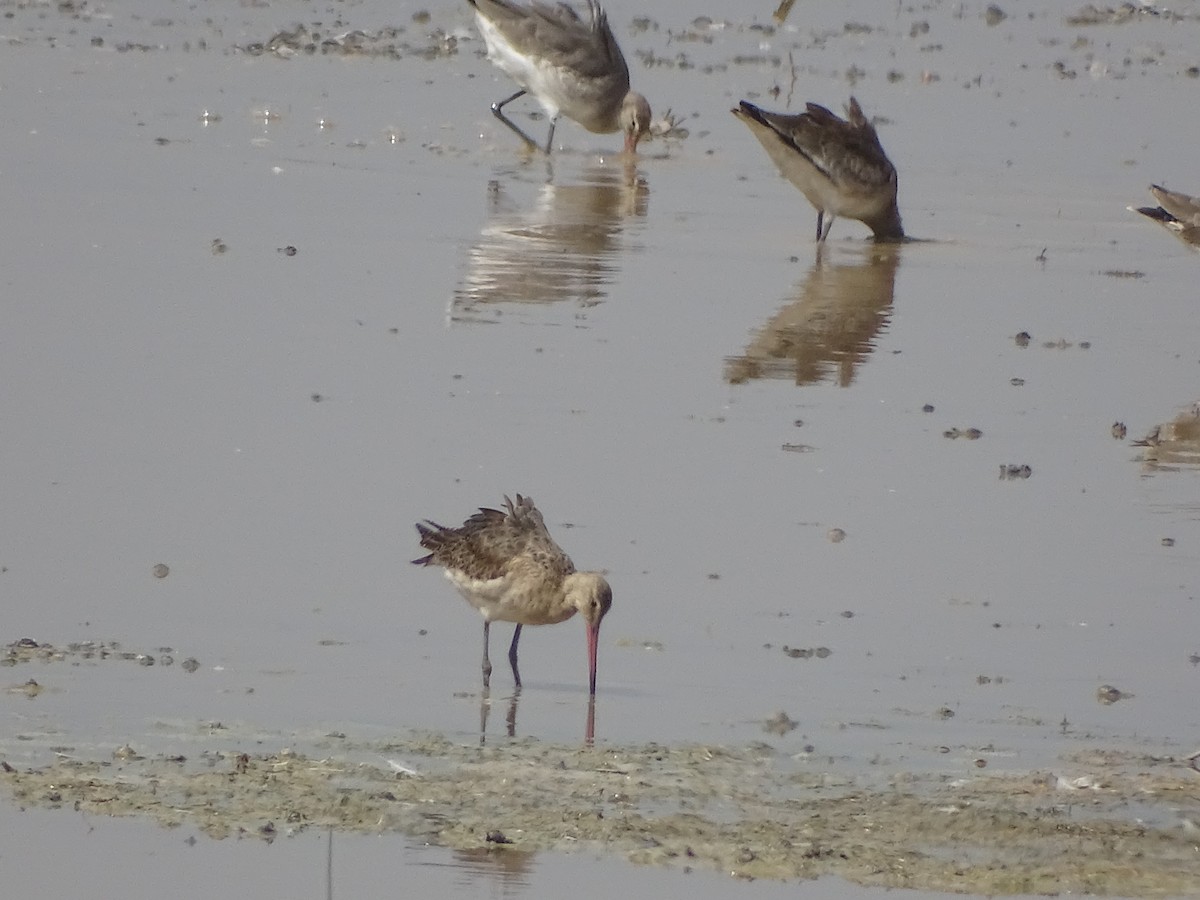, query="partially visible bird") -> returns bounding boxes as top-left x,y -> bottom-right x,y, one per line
466,0 -> 652,154
732,97 -> 904,243
413,494 -> 612,694
1130,184 -> 1200,252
